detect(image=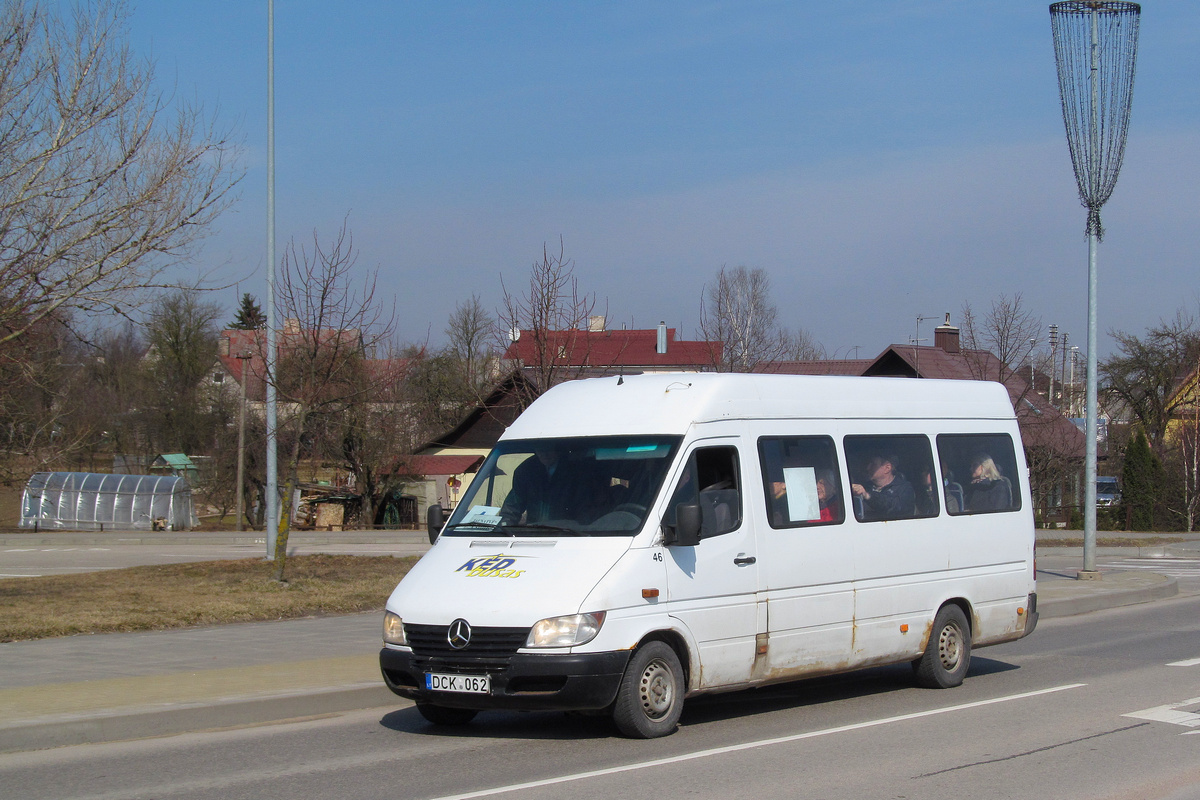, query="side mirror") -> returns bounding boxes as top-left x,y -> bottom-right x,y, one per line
426,504 -> 445,544
667,503 -> 701,547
